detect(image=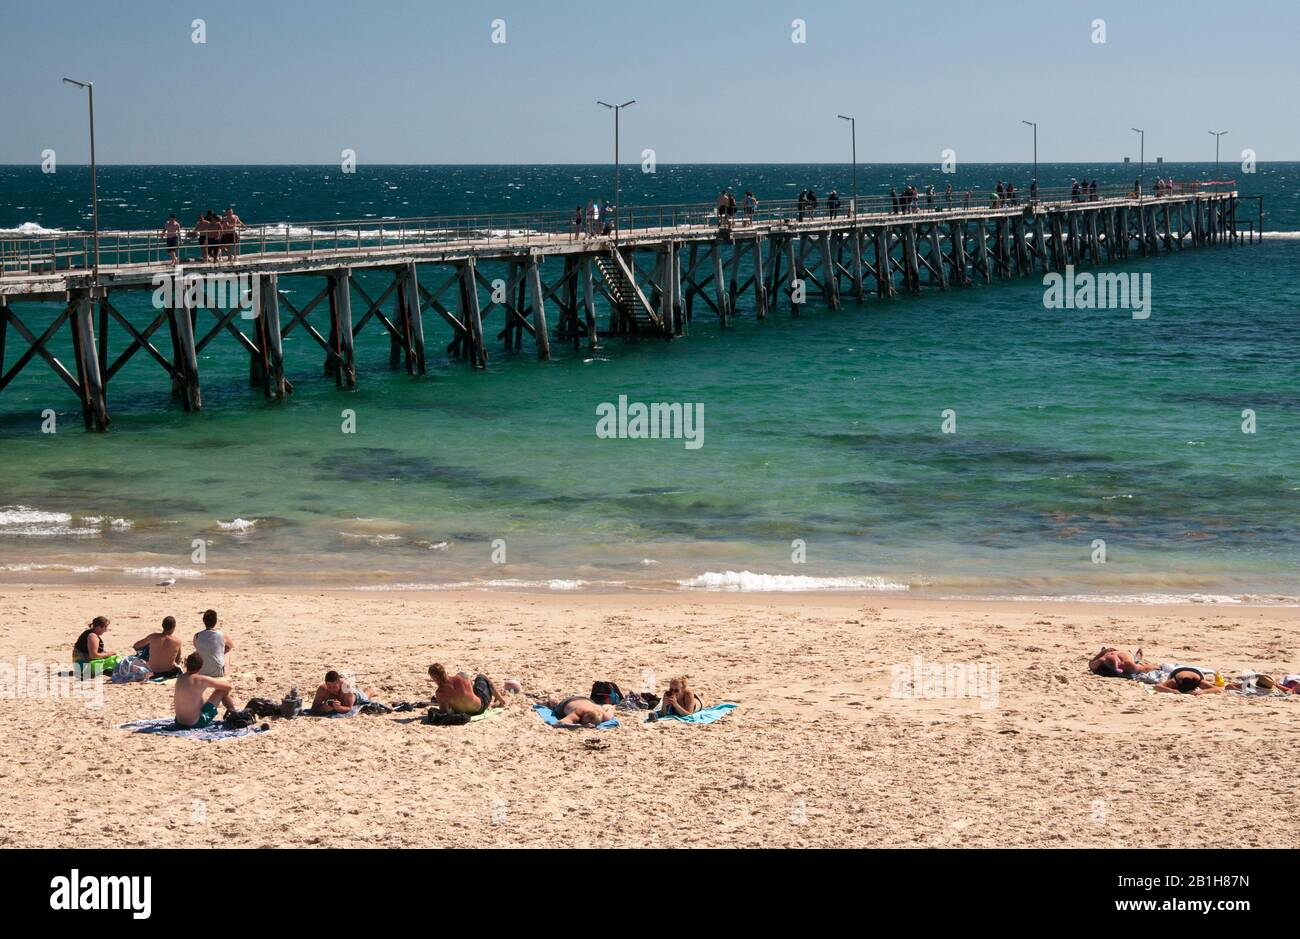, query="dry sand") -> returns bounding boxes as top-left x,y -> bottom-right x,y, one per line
1,586 -> 1297,848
